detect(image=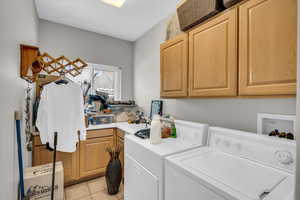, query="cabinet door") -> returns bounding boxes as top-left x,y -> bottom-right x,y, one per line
117,129 -> 125,140
160,34 -> 188,98
118,136 -> 124,178
33,146 -> 79,185
189,8 -> 238,97
116,129 -> 125,180
239,0 -> 297,96
80,136 -> 114,178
